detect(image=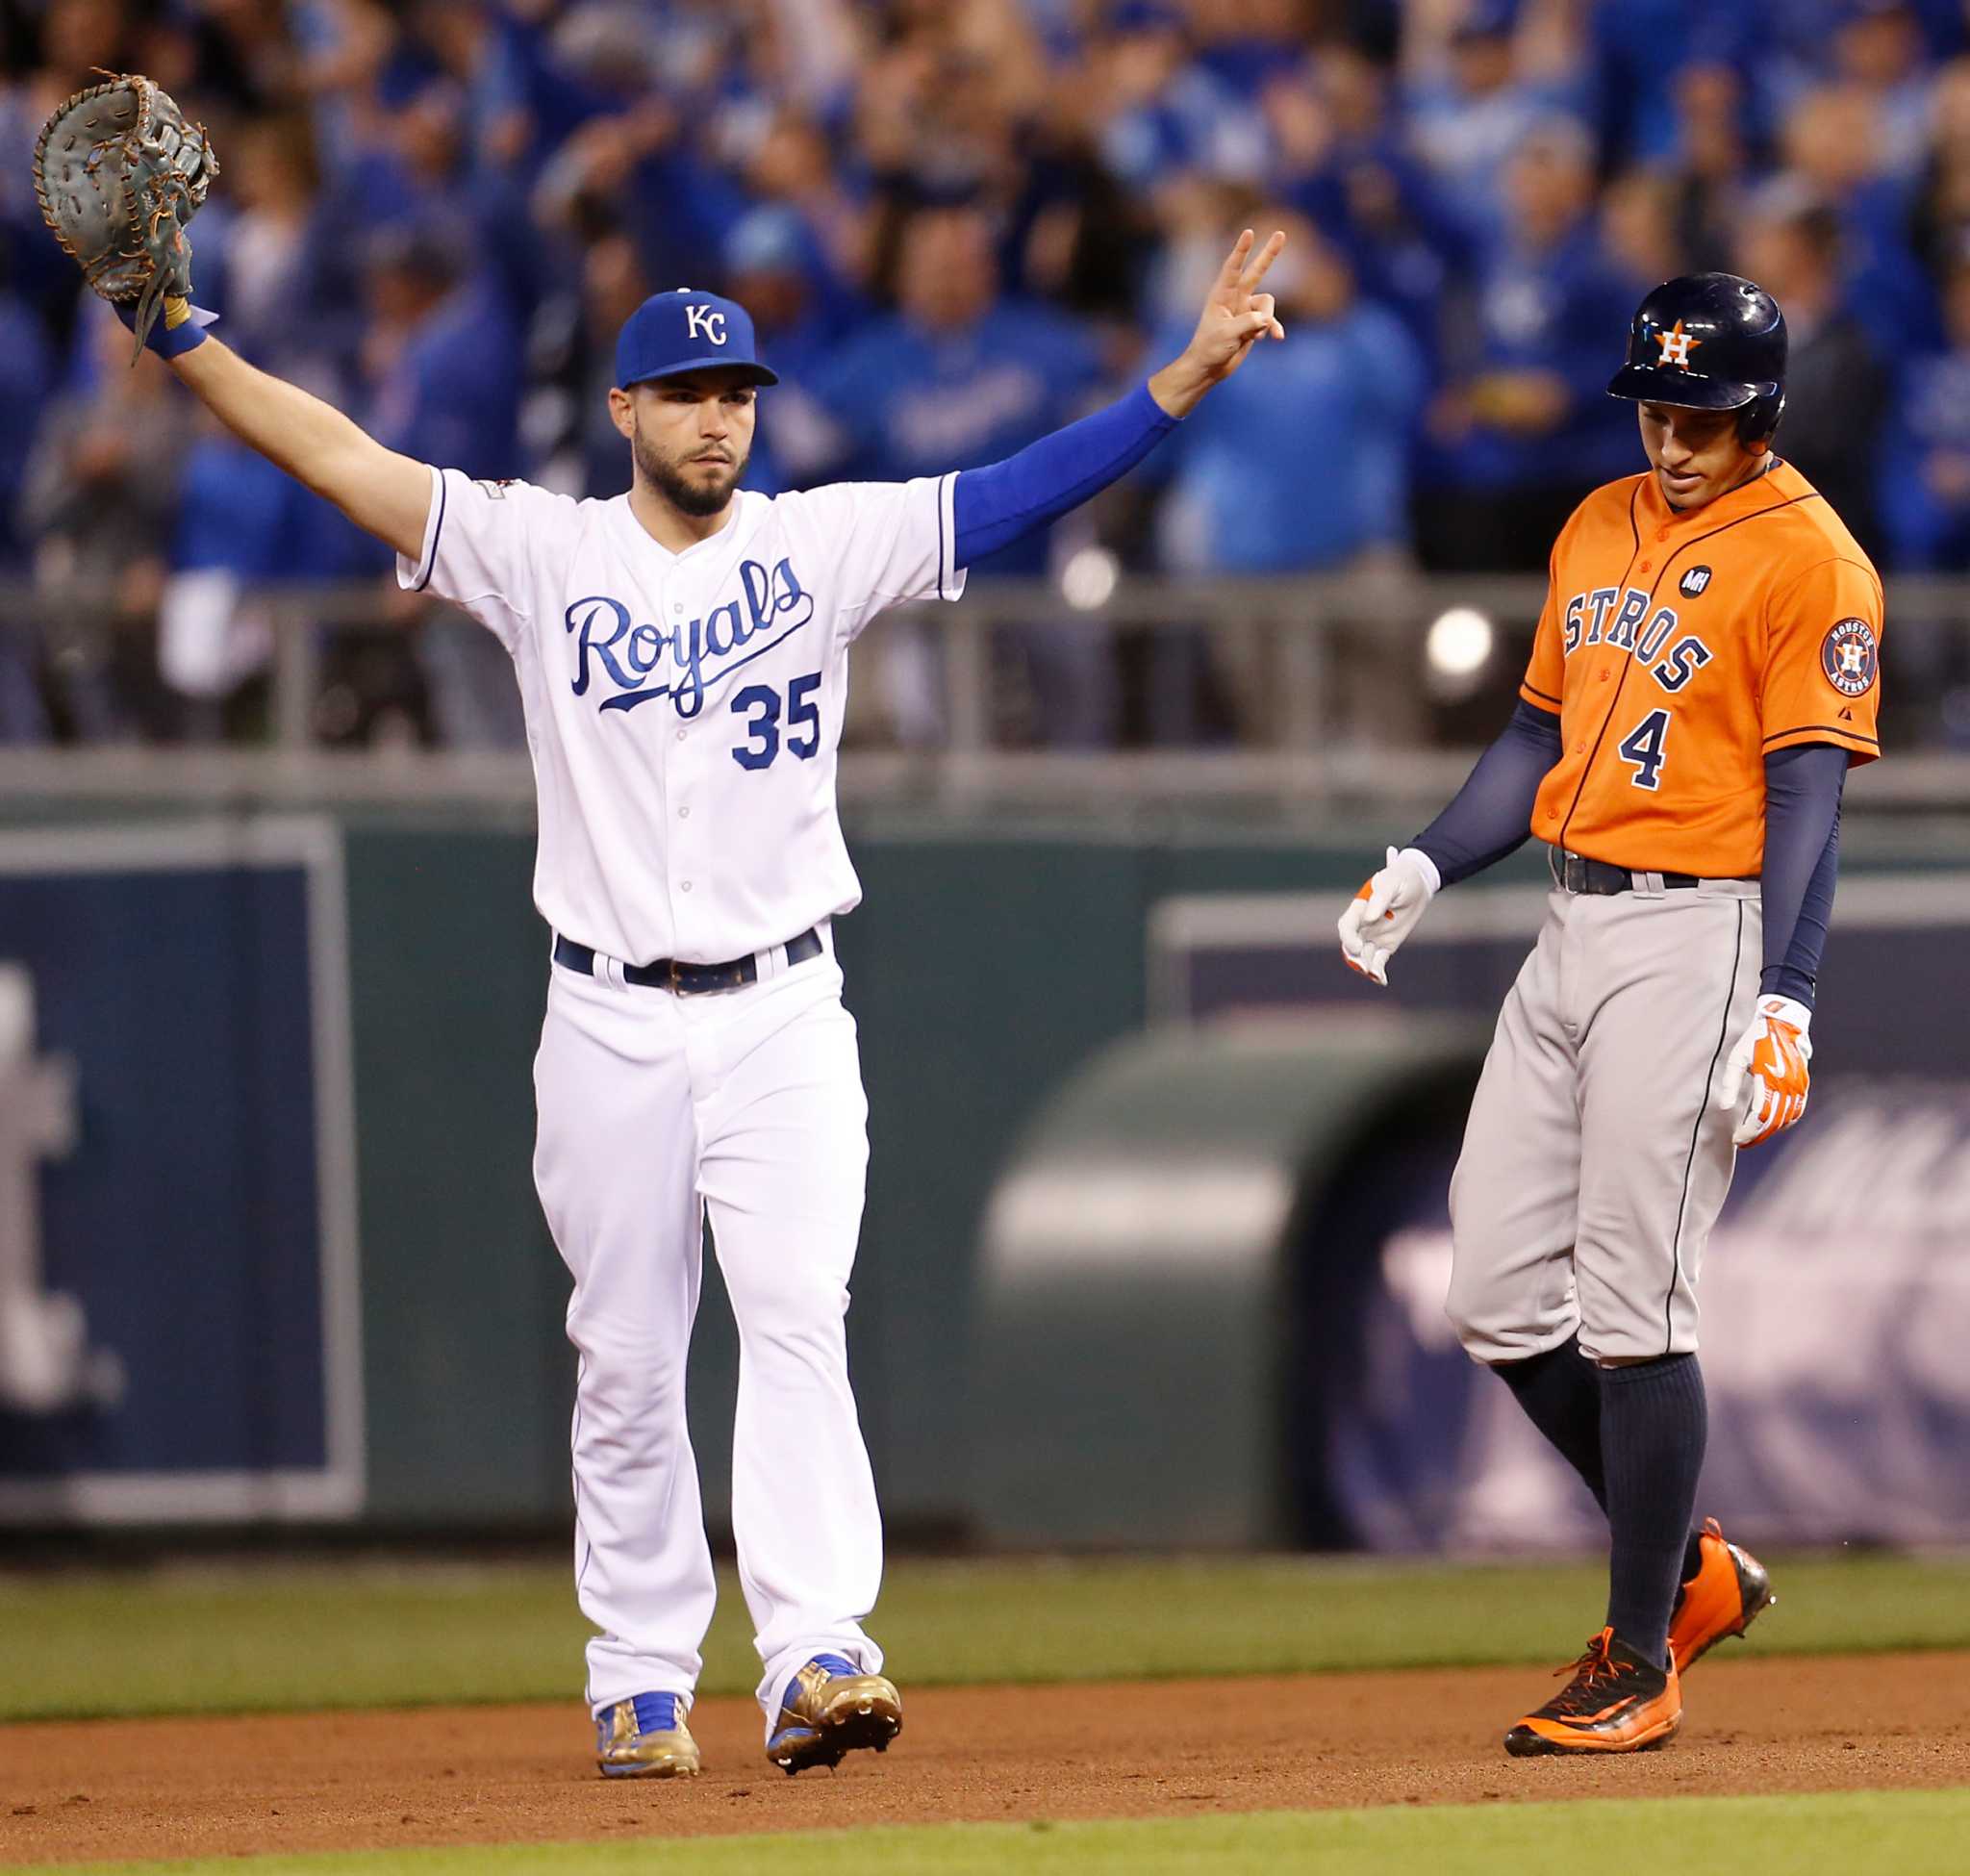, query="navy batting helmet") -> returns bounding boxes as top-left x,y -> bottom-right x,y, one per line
1606,272 -> 1787,444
